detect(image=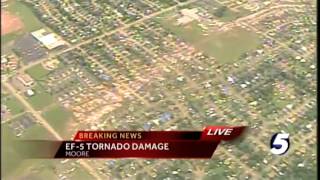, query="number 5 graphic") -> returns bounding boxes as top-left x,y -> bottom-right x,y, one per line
270,133 -> 290,155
